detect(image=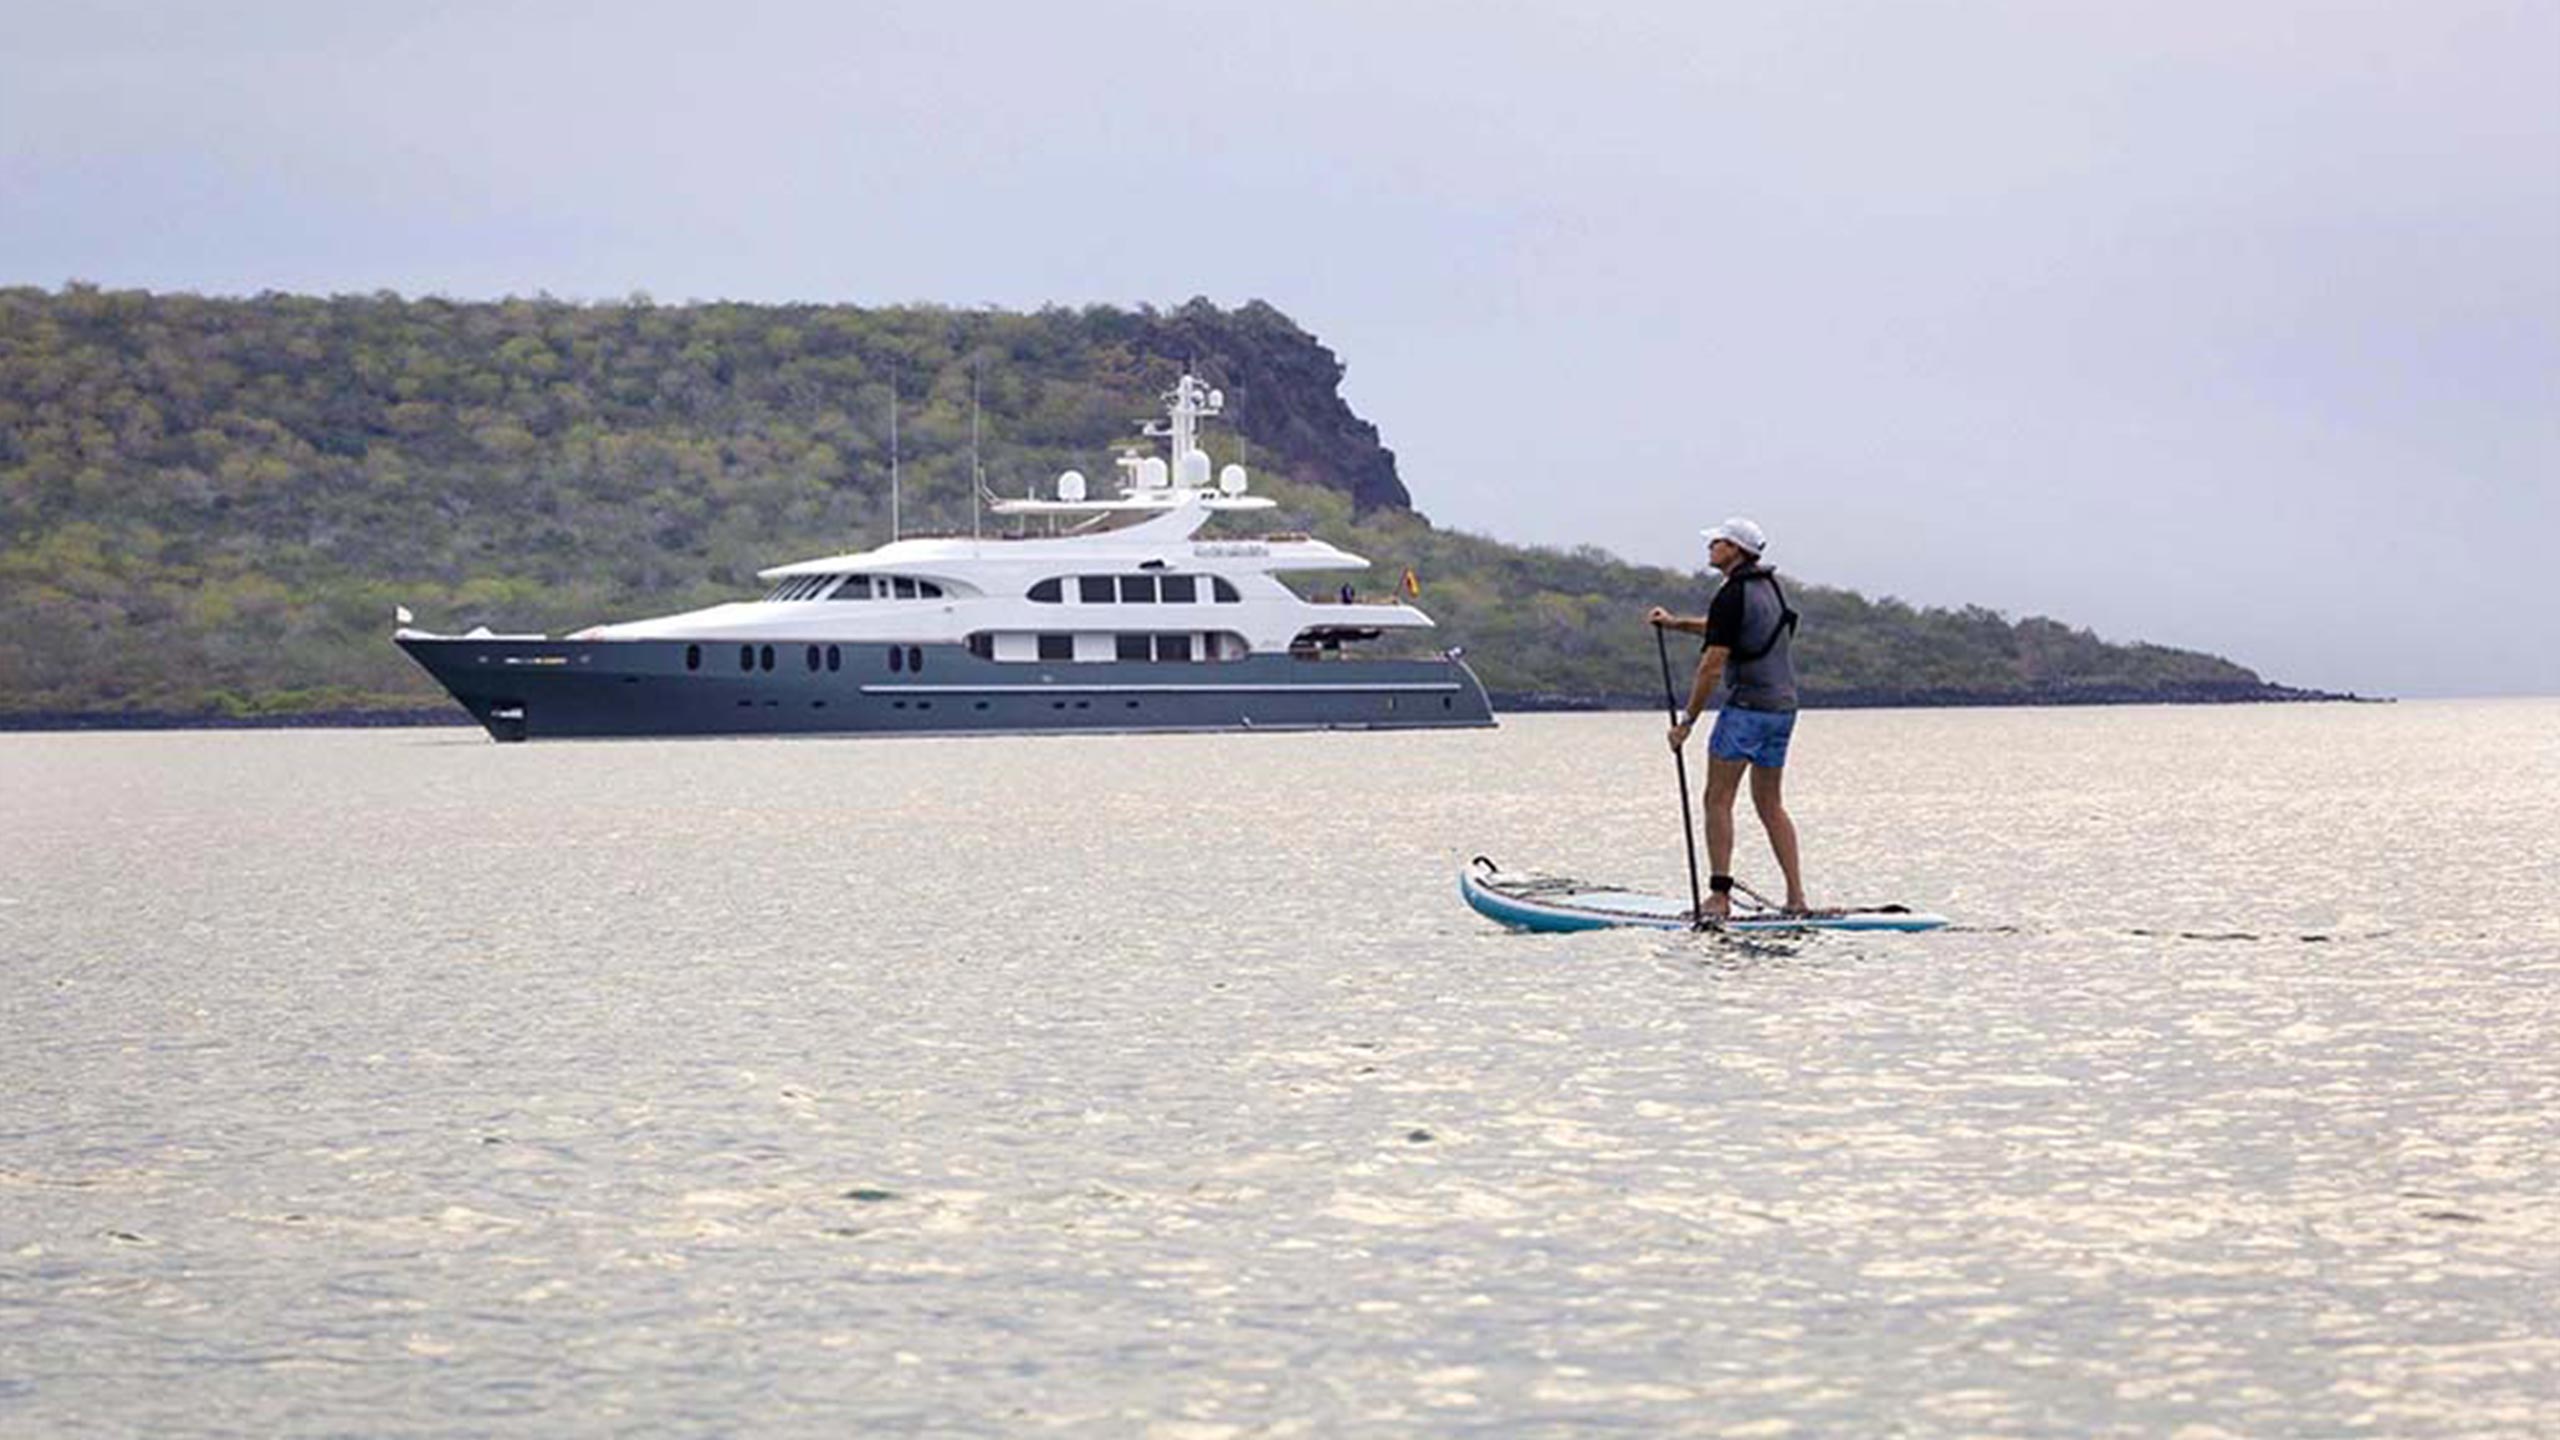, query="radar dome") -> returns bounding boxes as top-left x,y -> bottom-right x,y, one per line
1178,449 -> 1212,488
1139,456 -> 1170,489
1056,469 -> 1086,502
1218,464 -> 1249,495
